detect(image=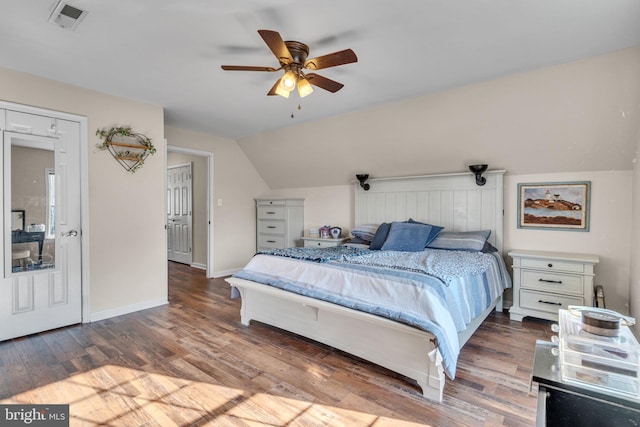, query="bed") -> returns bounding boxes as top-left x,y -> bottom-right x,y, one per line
226,170 -> 508,401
